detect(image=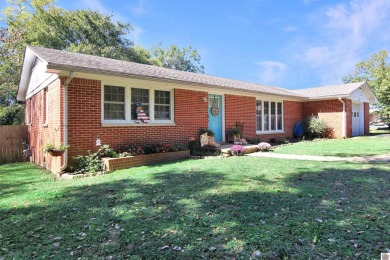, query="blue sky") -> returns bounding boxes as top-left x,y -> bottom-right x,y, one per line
3,0 -> 390,90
